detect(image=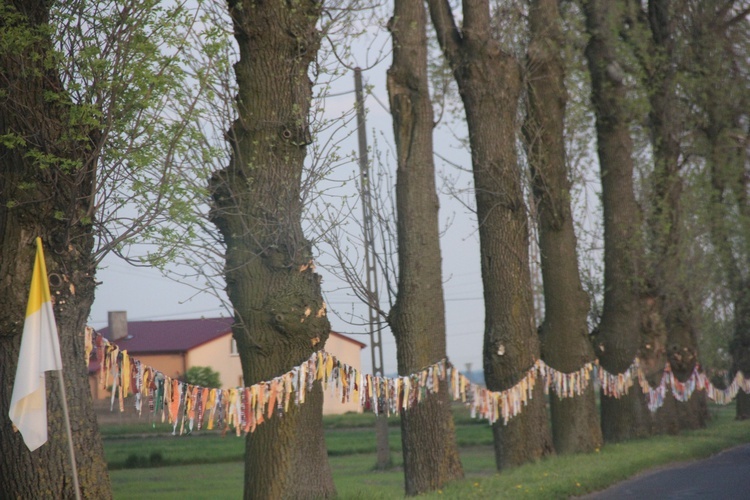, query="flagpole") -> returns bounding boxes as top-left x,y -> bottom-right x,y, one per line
55,370 -> 81,500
